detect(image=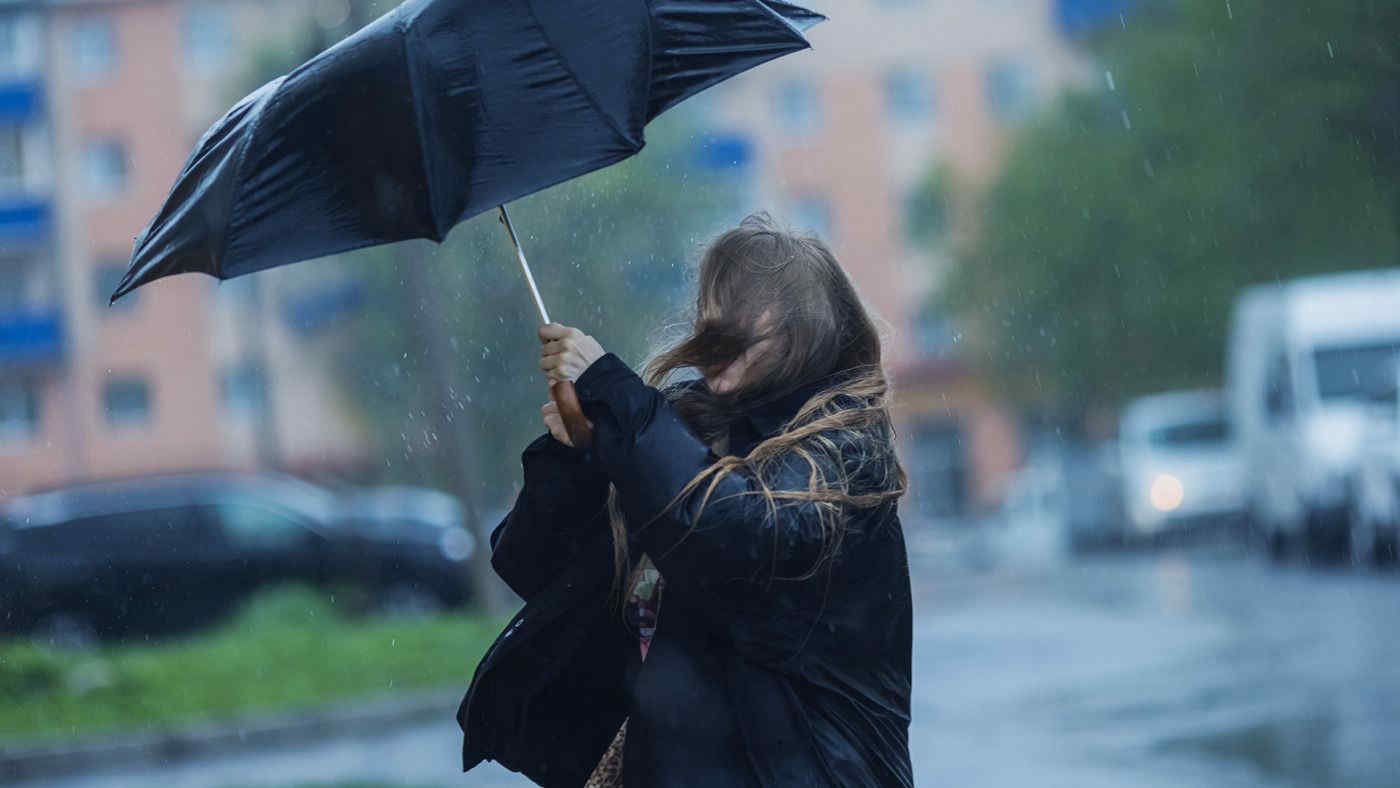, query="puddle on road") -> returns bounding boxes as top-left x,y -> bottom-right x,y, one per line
1158,713 -> 1345,787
